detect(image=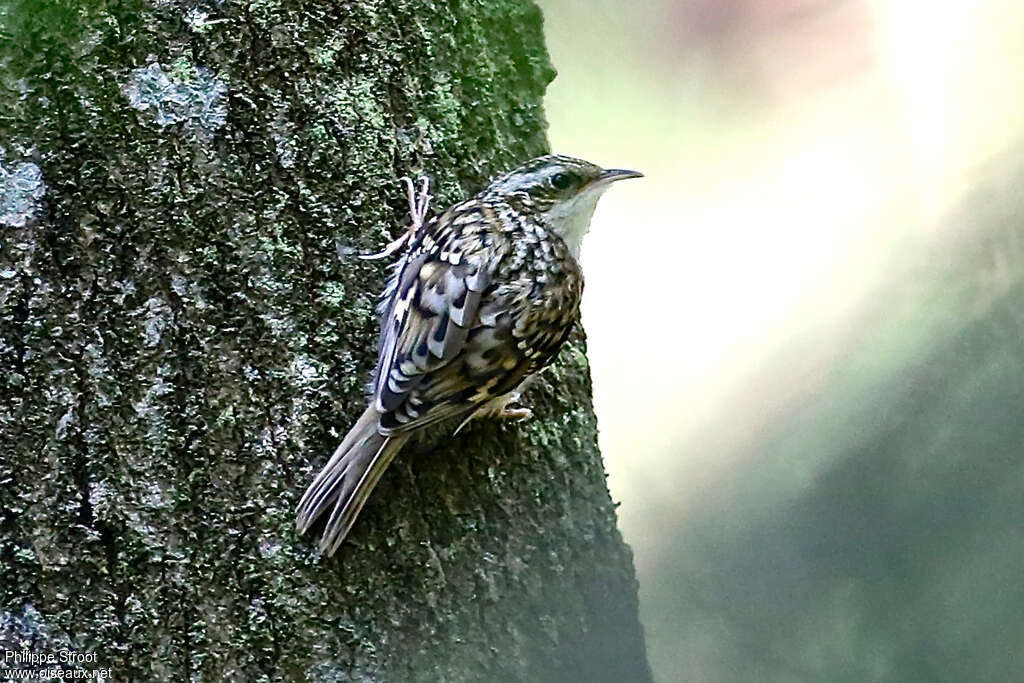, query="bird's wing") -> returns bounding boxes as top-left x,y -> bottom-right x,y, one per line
380,279 -> 579,432
371,210 -> 582,434
371,217 -> 492,425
